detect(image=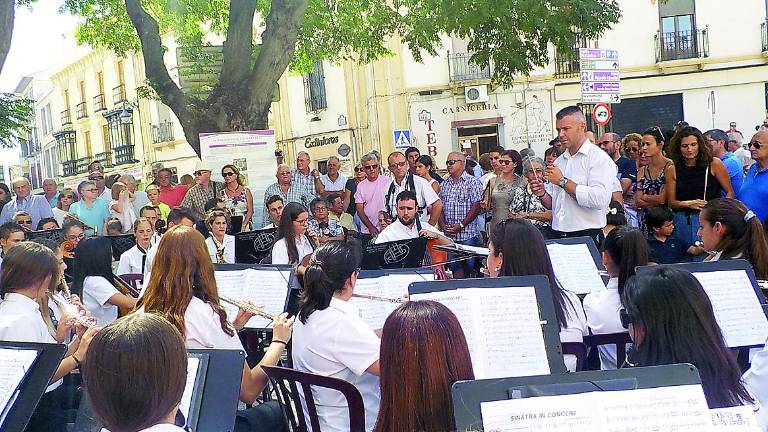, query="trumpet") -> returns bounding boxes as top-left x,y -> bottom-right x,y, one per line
64,213 -> 97,233
351,293 -> 404,304
219,295 -> 278,321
